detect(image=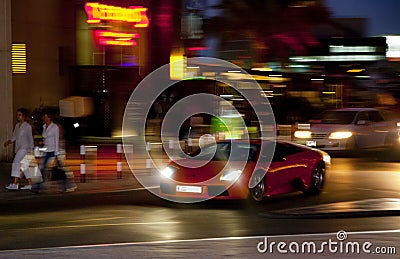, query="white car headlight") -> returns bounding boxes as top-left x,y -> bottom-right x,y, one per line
294,130 -> 312,139
322,153 -> 331,165
160,166 -> 178,178
329,131 -> 353,139
220,169 -> 242,181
